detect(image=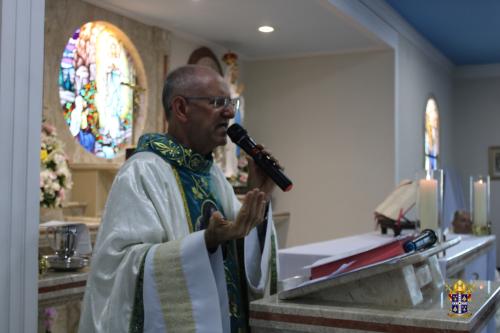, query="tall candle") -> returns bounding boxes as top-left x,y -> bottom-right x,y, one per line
473,180 -> 488,226
419,178 -> 438,231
